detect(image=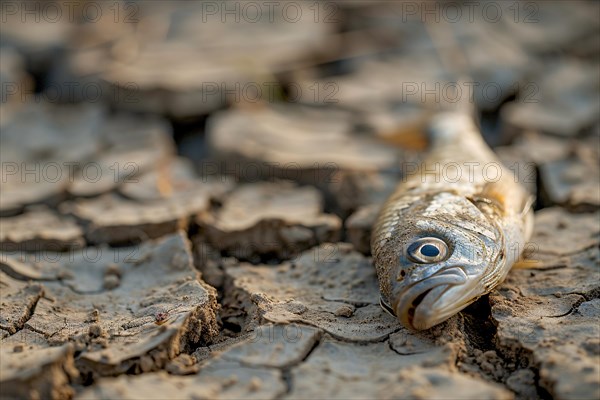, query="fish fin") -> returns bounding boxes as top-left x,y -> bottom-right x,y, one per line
521,196 -> 535,241
478,182 -> 509,212
379,125 -> 429,151
513,258 -> 544,270
520,195 -> 535,218
468,194 -> 500,209
468,189 -> 506,219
